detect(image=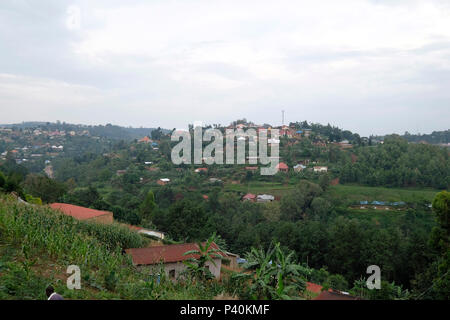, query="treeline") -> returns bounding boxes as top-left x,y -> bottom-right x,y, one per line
402,130 -> 448,145
290,120 -> 361,143
339,135 -> 449,189
148,181 -> 437,293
